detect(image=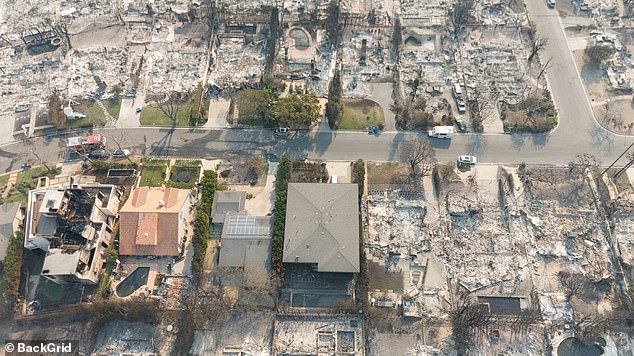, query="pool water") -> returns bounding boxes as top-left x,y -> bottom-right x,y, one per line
557,337 -> 603,356
116,267 -> 150,297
